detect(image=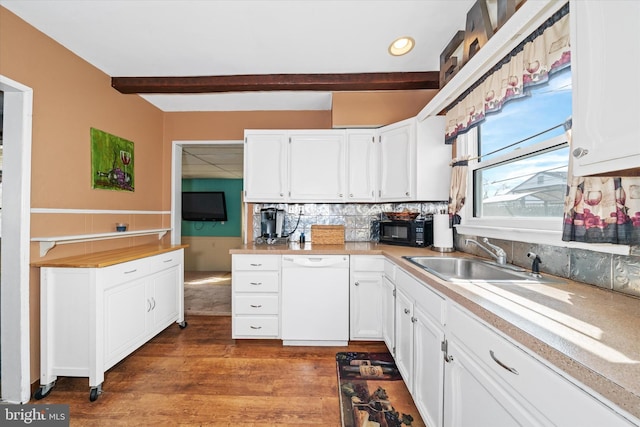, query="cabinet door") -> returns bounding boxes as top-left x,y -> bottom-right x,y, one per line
416,116 -> 451,201
444,339 -> 546,427
244,131 -> 288,201
413,305 -> 445,427
570,1 -> 640,176
346,129 -> 377,202
148,266 -> 180,335
394,287 -> 414,391
378,118 -> 416,201
103,278 -> 148,369
350,272 -> 383,340
288,131 -> 346,202
381,275 -> 395,355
